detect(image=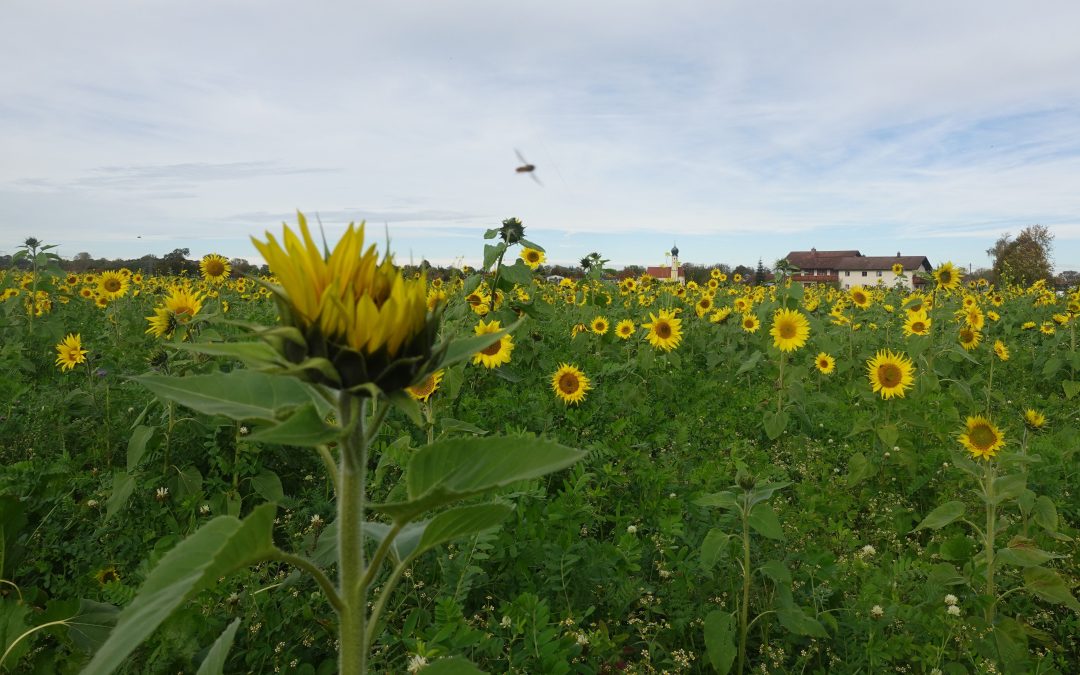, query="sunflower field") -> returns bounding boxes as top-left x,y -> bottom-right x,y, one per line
1,220 -> 1078,674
